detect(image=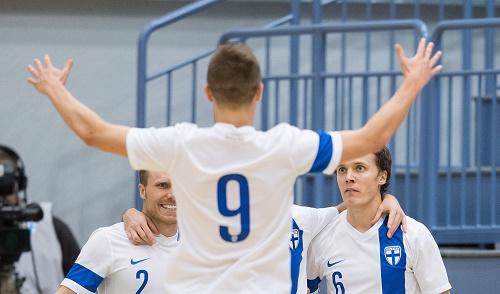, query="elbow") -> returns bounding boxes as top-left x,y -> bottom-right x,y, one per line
359,128 -> 388,153
80,128 -> 99,148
